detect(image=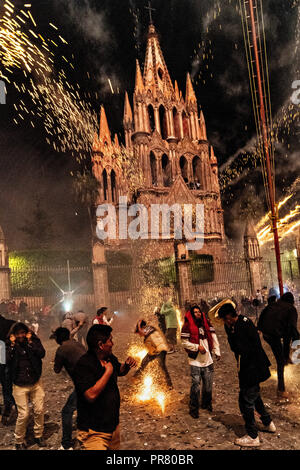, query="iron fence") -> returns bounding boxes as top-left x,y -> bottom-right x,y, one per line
8,258 -> 300,313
